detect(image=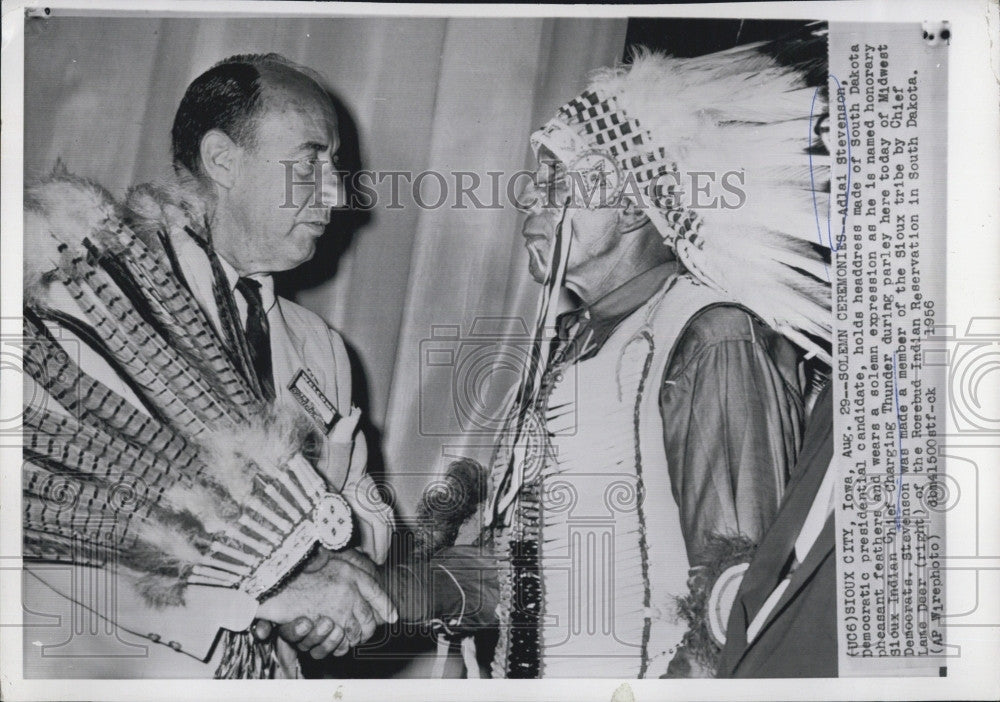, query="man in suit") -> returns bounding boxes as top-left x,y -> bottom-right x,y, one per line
716,384 -> 837,677
22,53 -> 394,678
